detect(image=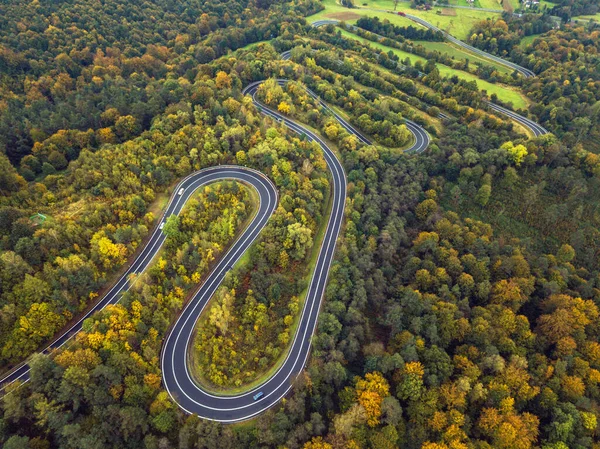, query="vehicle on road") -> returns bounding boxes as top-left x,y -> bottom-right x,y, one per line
159,222 -> 165,230
253,391 -> 264,401
178,188 -> 184,195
